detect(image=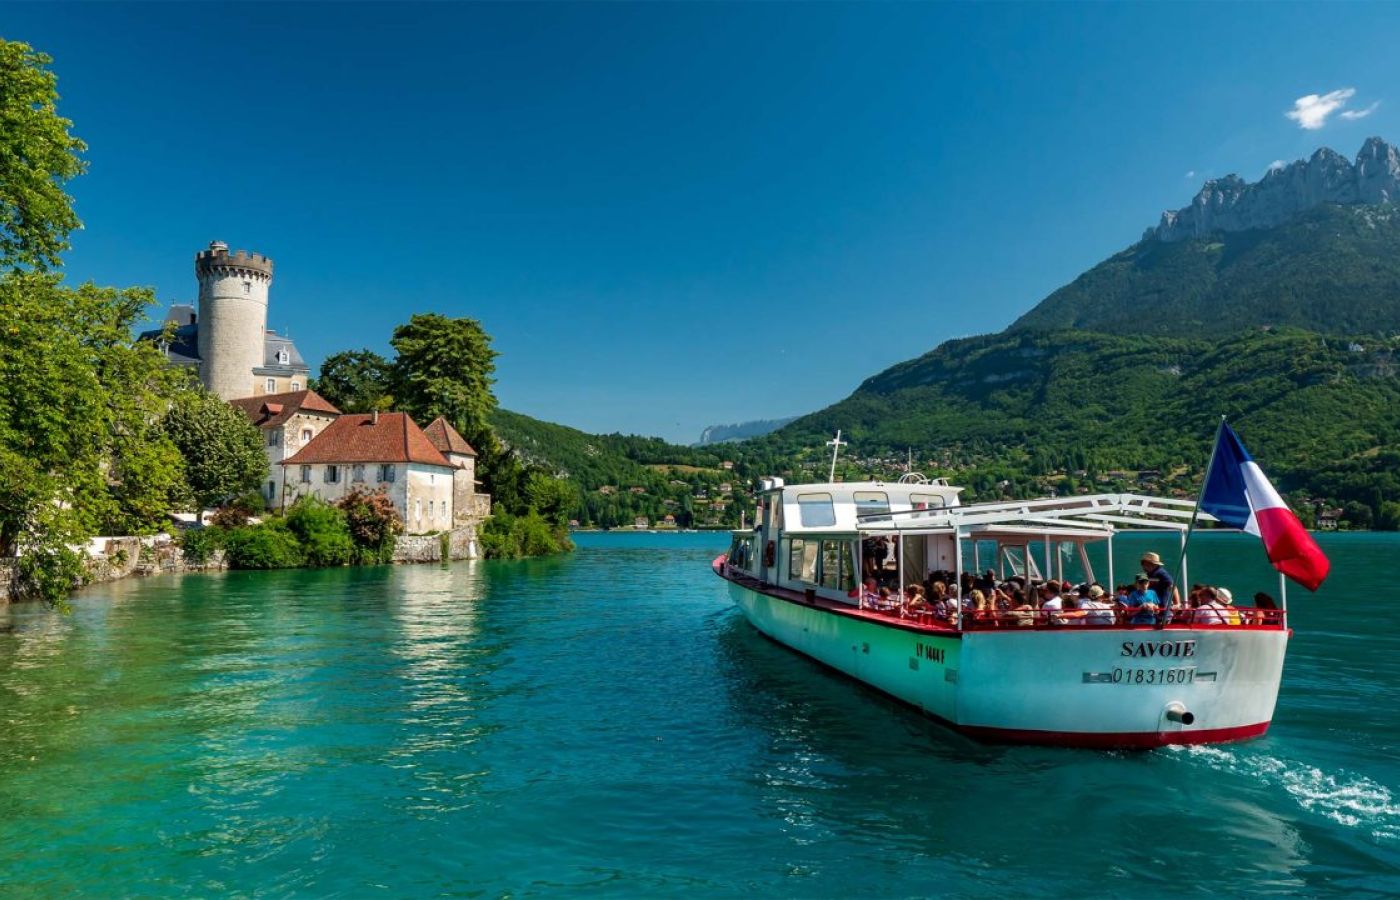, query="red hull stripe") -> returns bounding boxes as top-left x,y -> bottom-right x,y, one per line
957,720 -> 1271,749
